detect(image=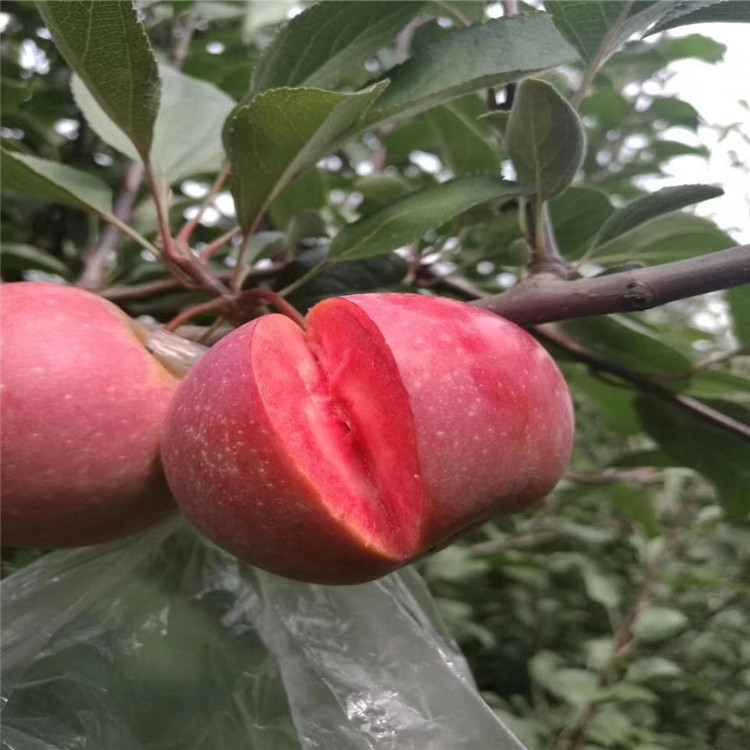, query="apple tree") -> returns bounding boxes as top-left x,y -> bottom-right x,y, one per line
1,2 -> 749,748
